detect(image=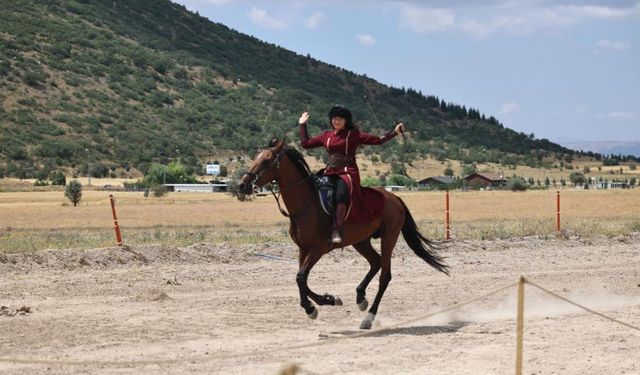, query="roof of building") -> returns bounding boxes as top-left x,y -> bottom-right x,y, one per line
418,176 -> 455,185
464,172 -> 505,182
